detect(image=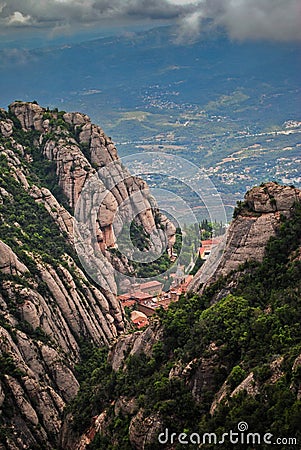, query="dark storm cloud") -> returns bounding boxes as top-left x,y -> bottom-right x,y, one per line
120,0 -> 196,20
0,0 -> 300,42
0,0 -> 196,28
